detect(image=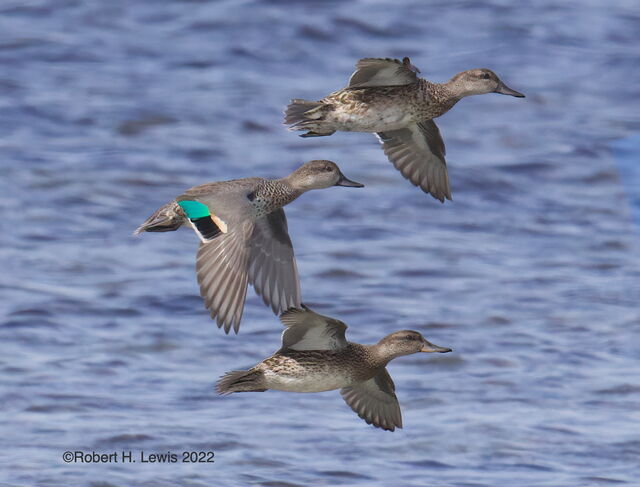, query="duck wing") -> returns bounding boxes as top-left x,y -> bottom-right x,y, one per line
348,57 -> 420,88
248,208 -> 302,315
196,221 -> 253,334
279,306 -> 348,351
376,120 -> 451,202
177,178 -> 261,243
340,368 -> 402,432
